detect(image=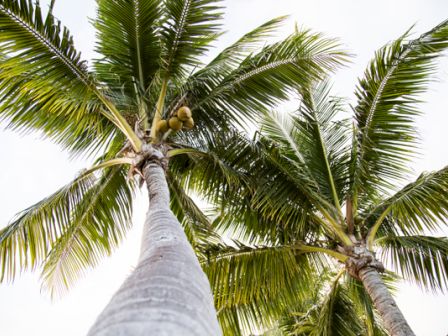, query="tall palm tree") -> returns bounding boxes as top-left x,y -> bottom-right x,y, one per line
183,21 -> 448,335
0,0 -> 346,334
